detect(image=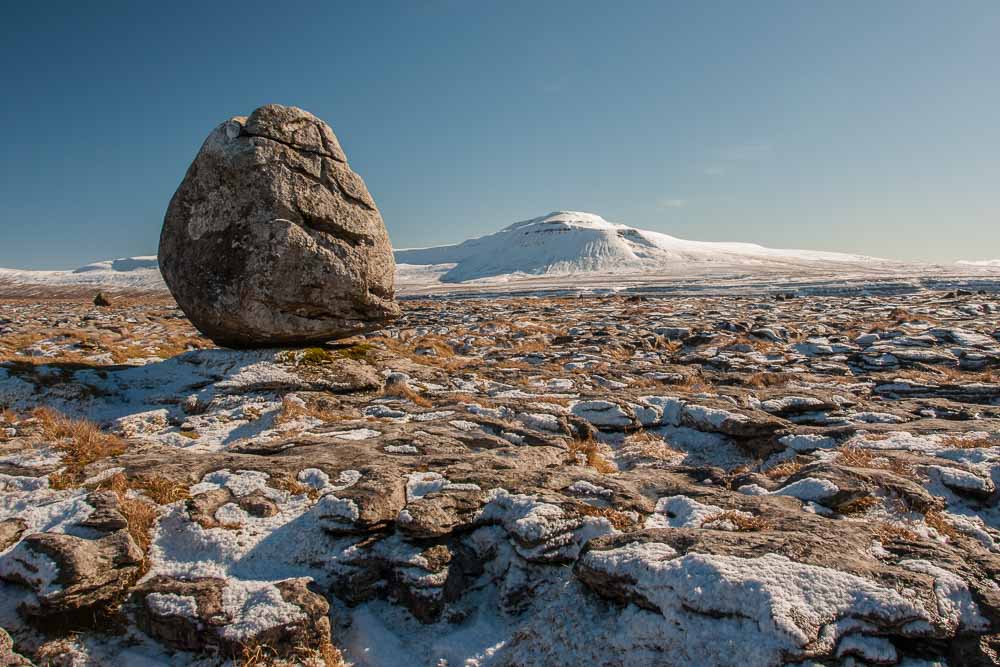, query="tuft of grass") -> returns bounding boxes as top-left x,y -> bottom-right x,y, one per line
838,495 -> 879,516
873,522 -> 919,543
270,474 -> 320,500
938,434 -> 997,449
236,639 -> 346,667
565,436 -> 616,474
744,372 -> 796,388
576,503 -> 633,530
701,511 -> 772,532
383,377 -> 432,408
275,396 -> 354,425
924,510 -> 959,539
336,343 -> 373,362
33,407 -> 127,487
103,473 -> 159,560
764,460 -> 804,480
836,446 -> 911,475
130,475 -> 191,505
